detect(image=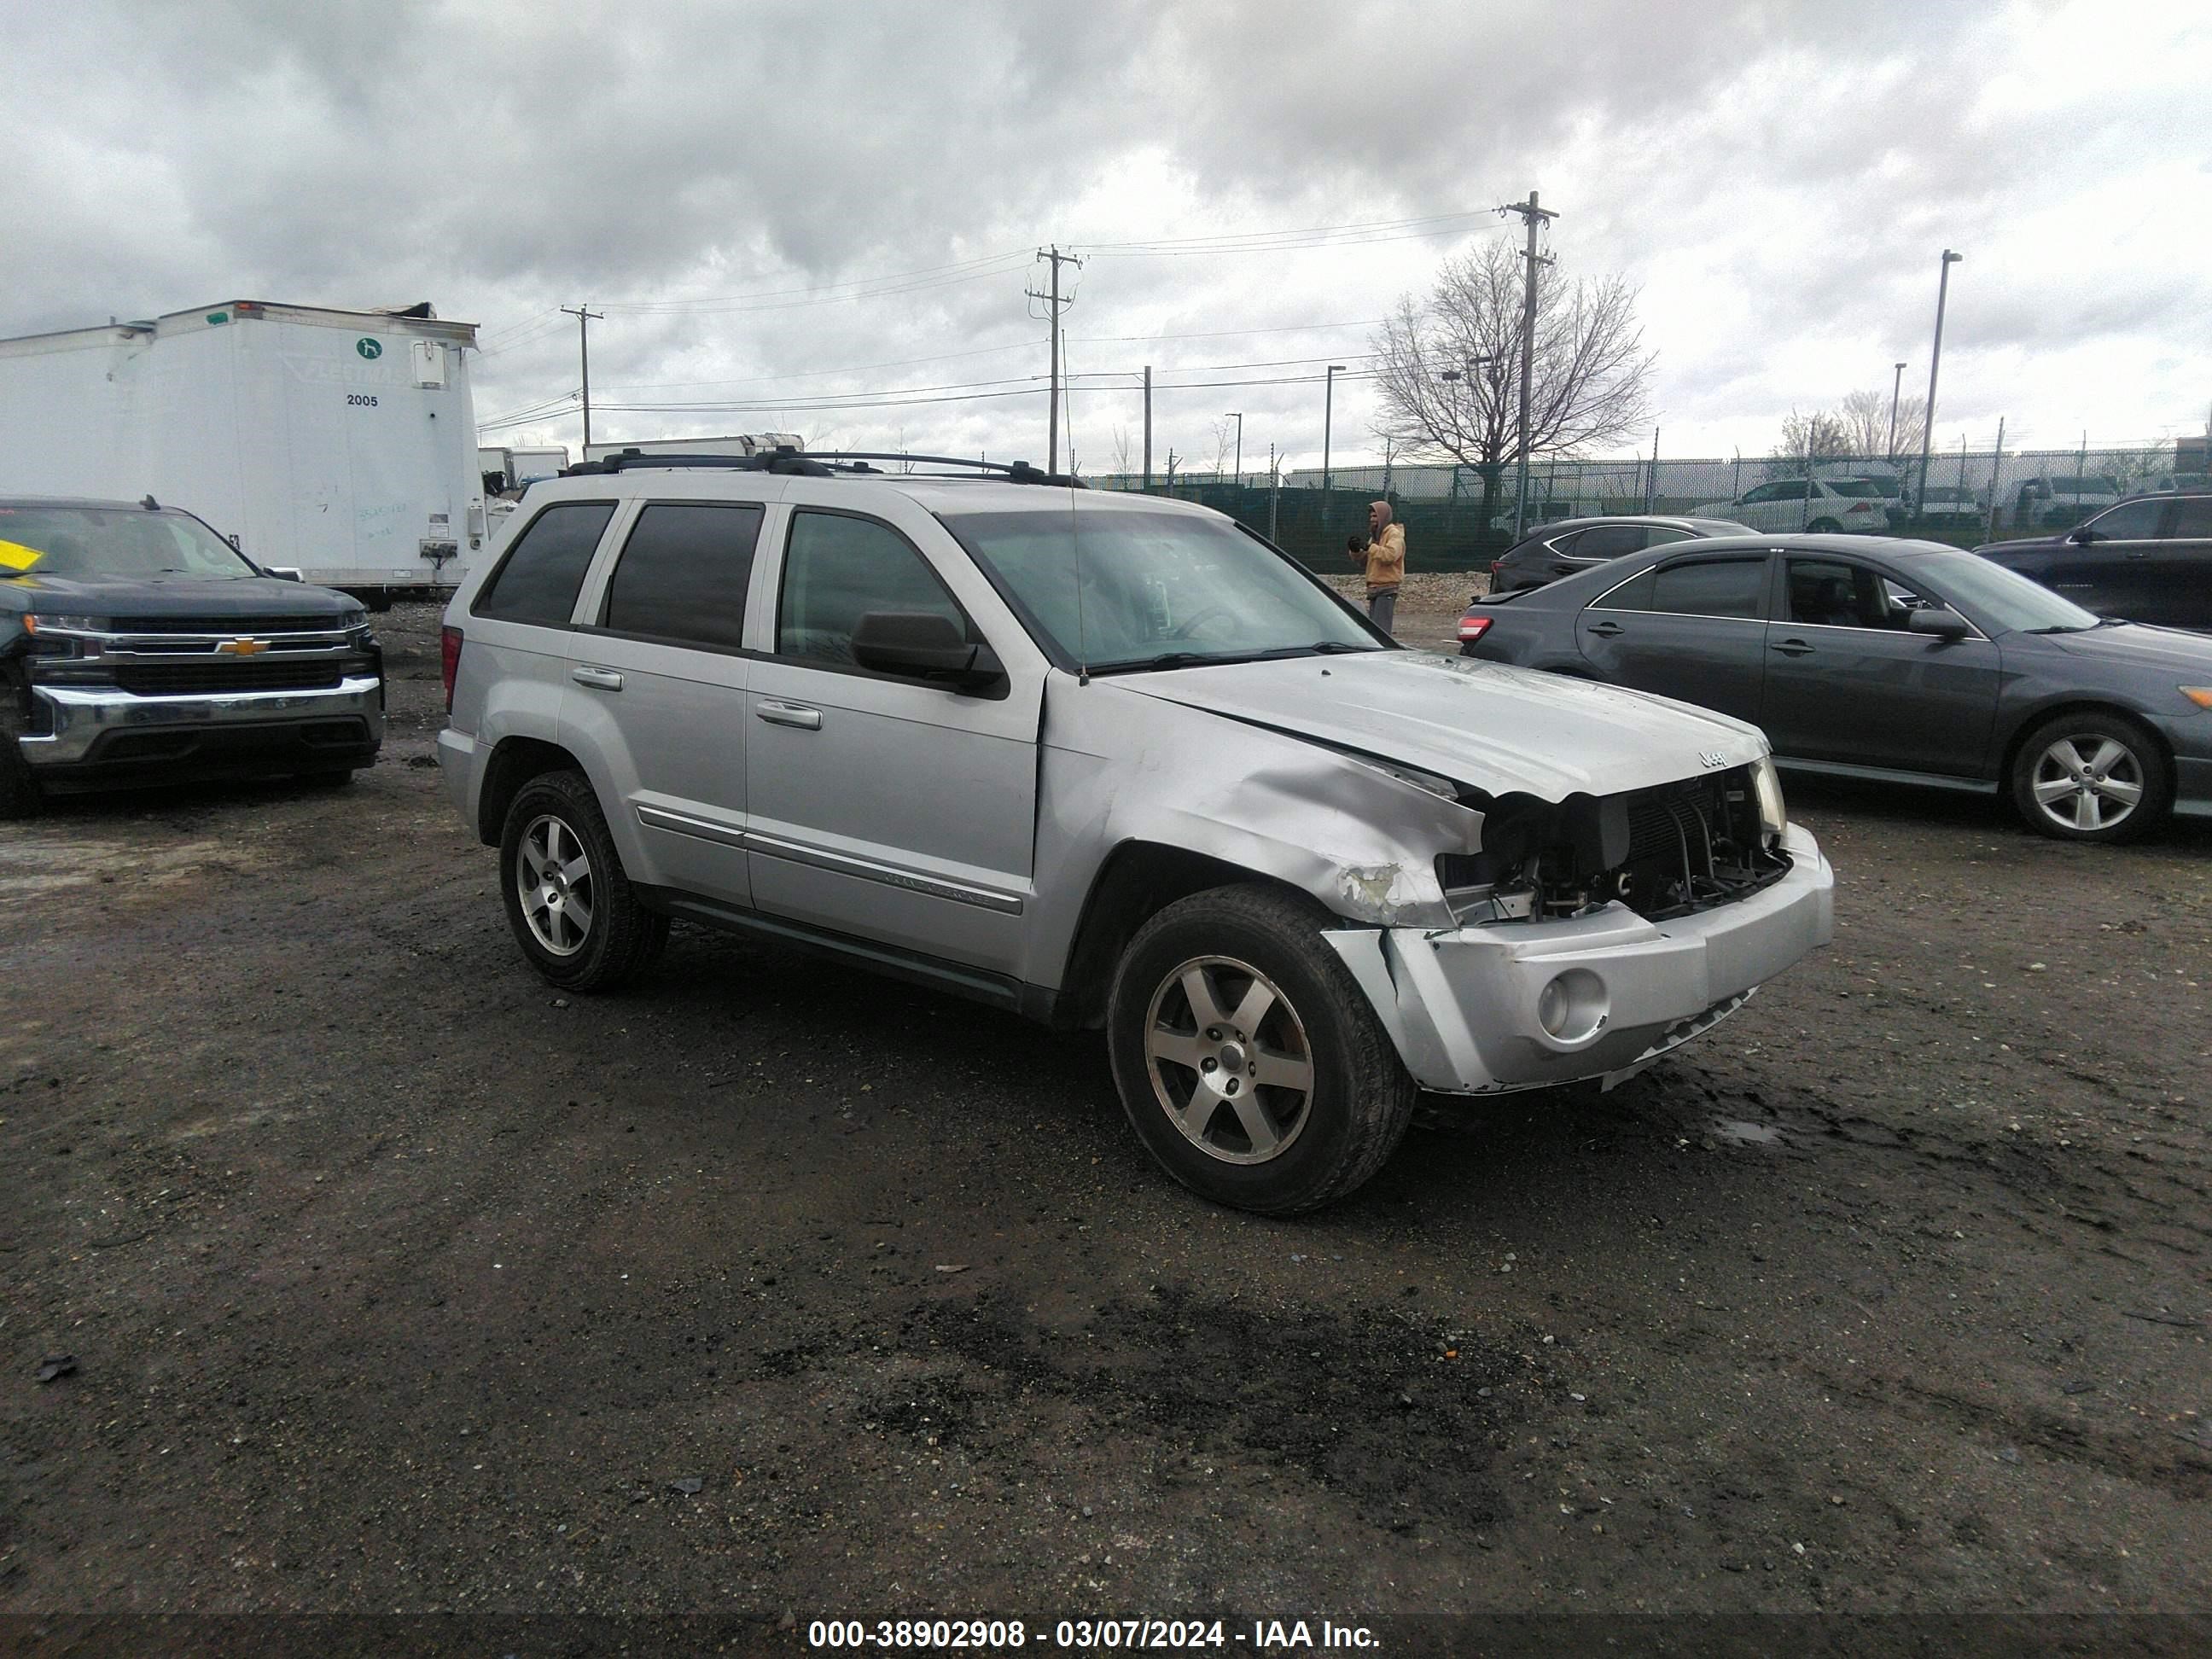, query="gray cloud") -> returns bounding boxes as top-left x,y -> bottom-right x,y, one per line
4,0 -> 2206,465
